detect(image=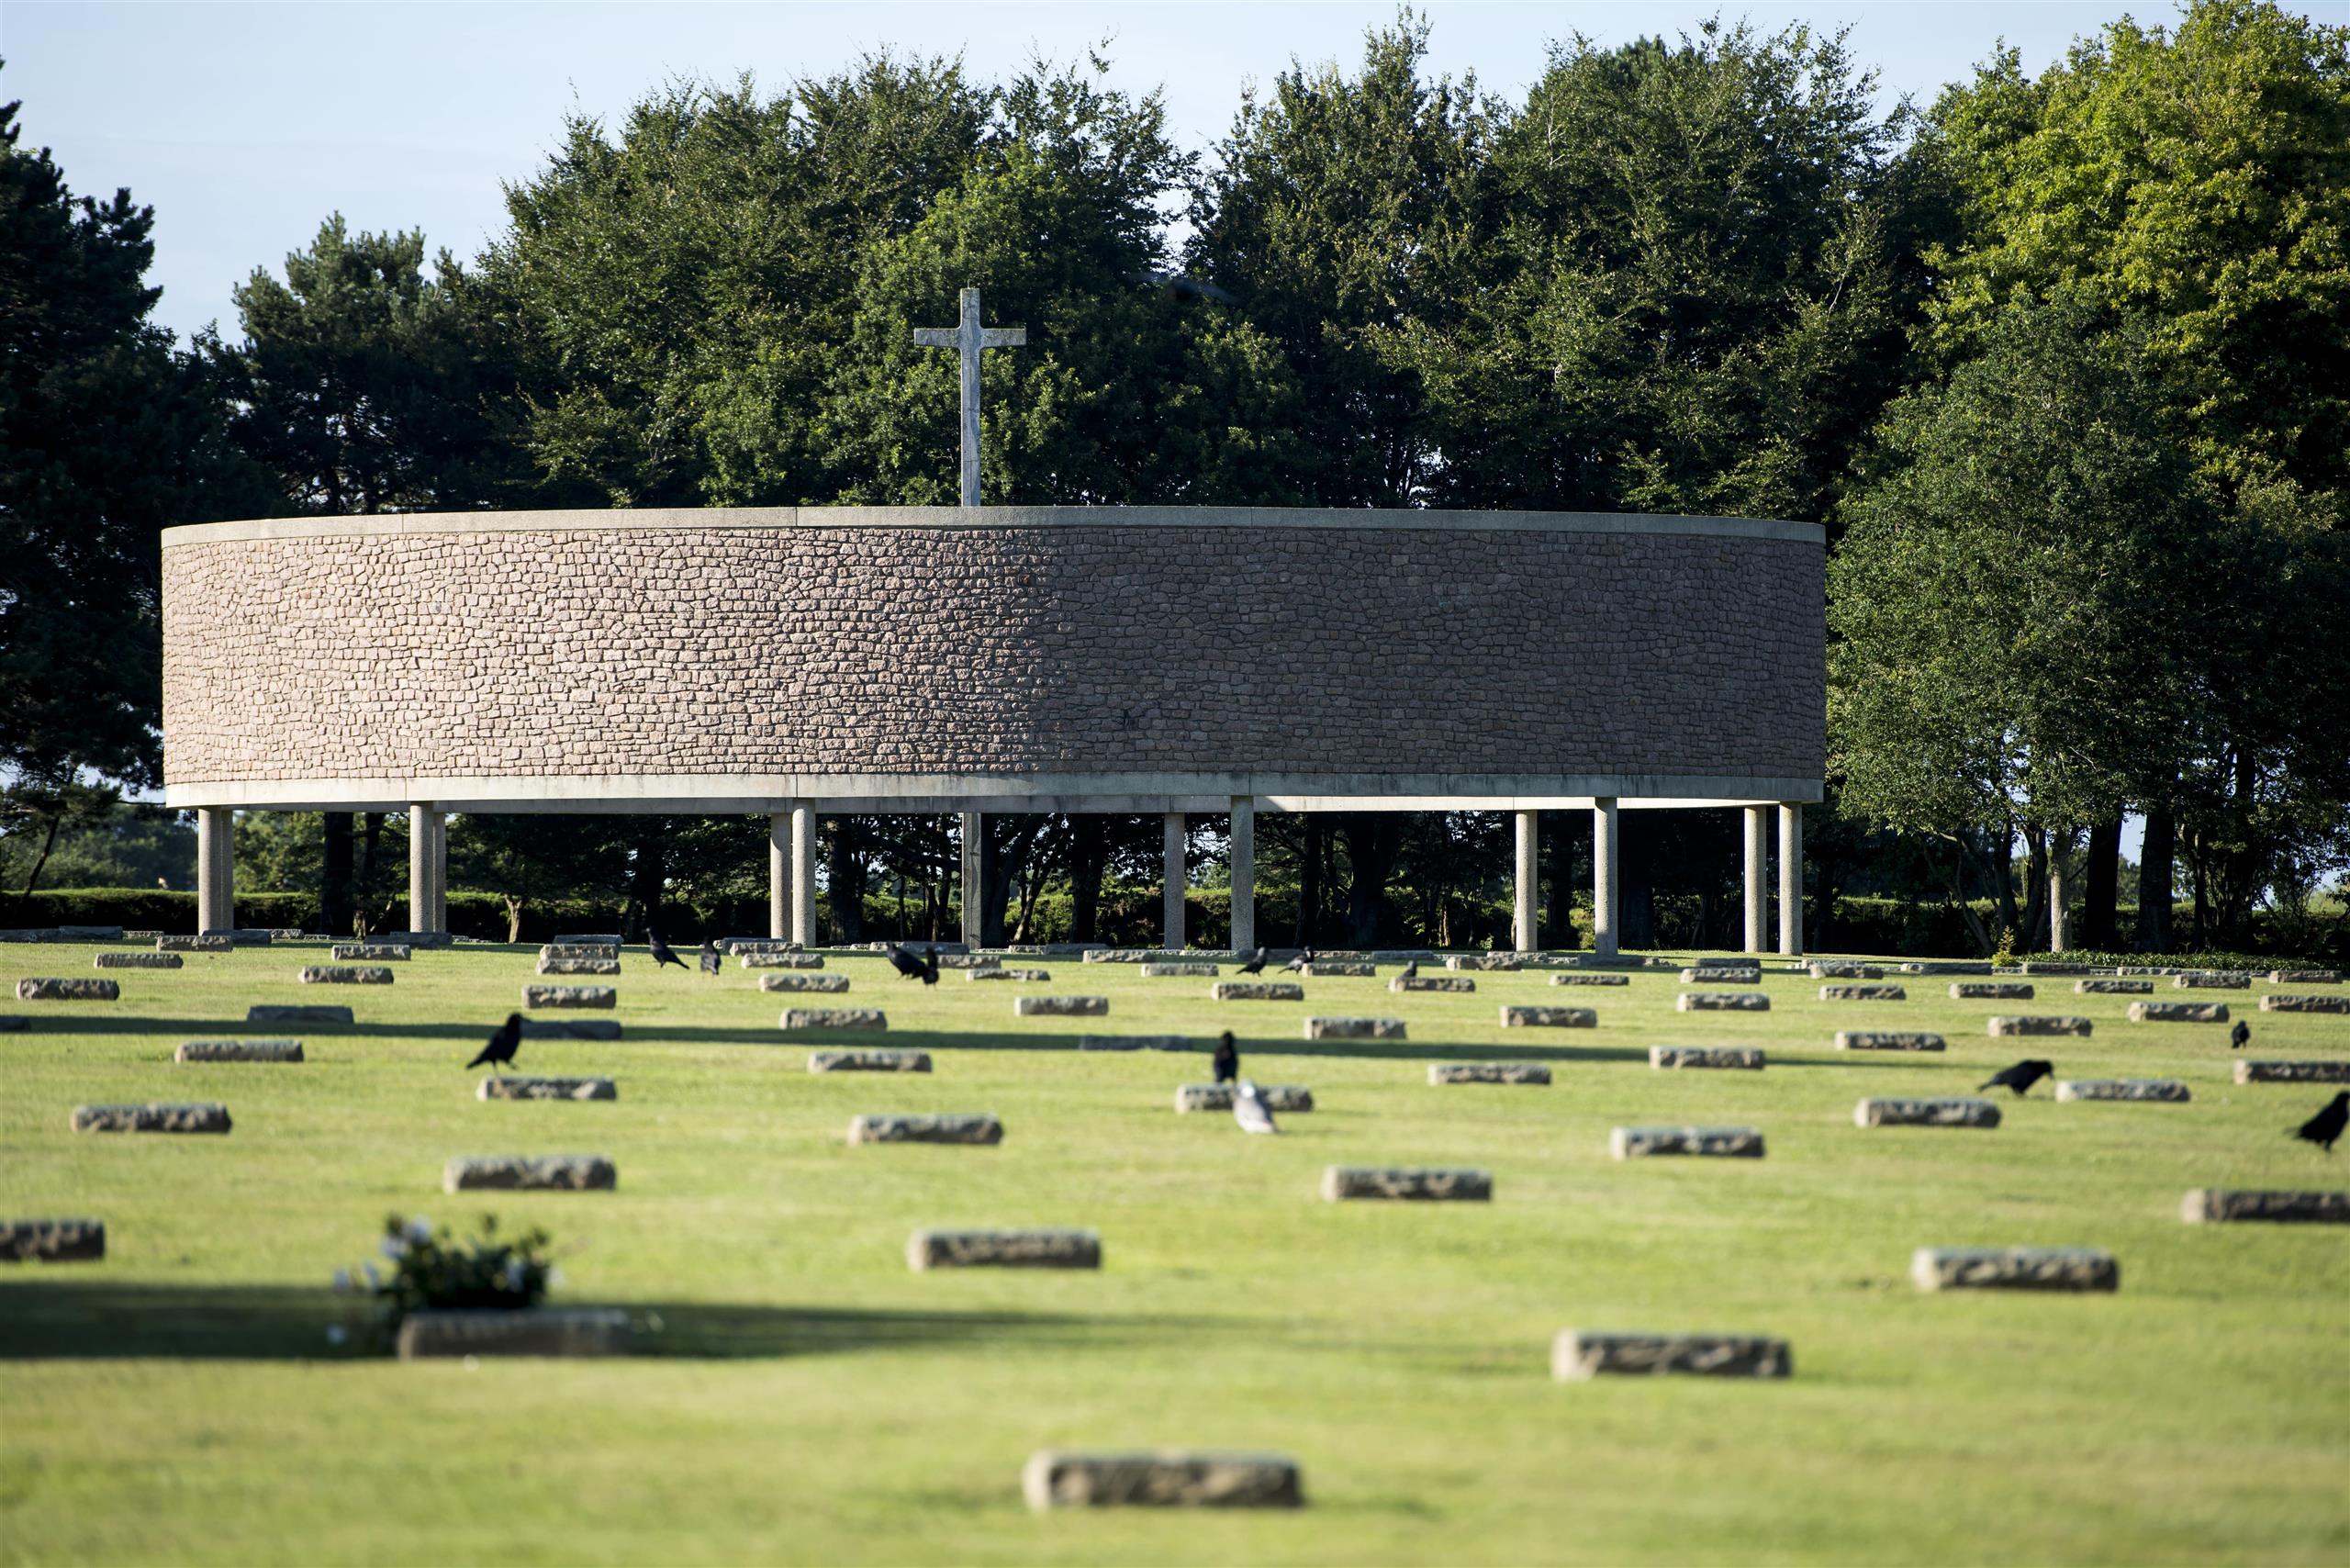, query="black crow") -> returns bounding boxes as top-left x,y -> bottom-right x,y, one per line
466,1013 -> 523,1073
922,946 -> 940,985
2230,1019 -> 2250,1050
1283,947 -> 1315,975
2293,1092 -> 2348,1154
1213,1031 -> 1238,1084
1979,1058 -> 2054,1096
886,943 -> 928,980
1126,269 -> 1237,305
699,940 -> 722,975
647,930 -> 688,970
1398,958 -> 1418,980
1237,946 -> 1269,976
